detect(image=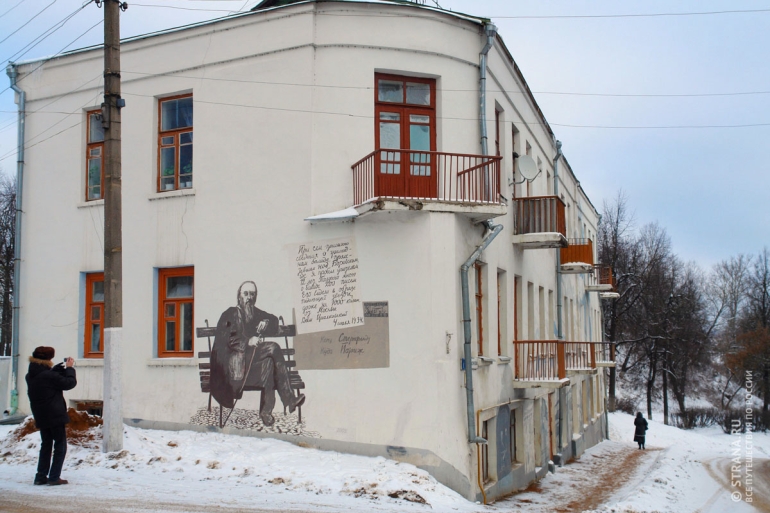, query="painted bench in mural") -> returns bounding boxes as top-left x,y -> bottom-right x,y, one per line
196,317 -> 305,428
